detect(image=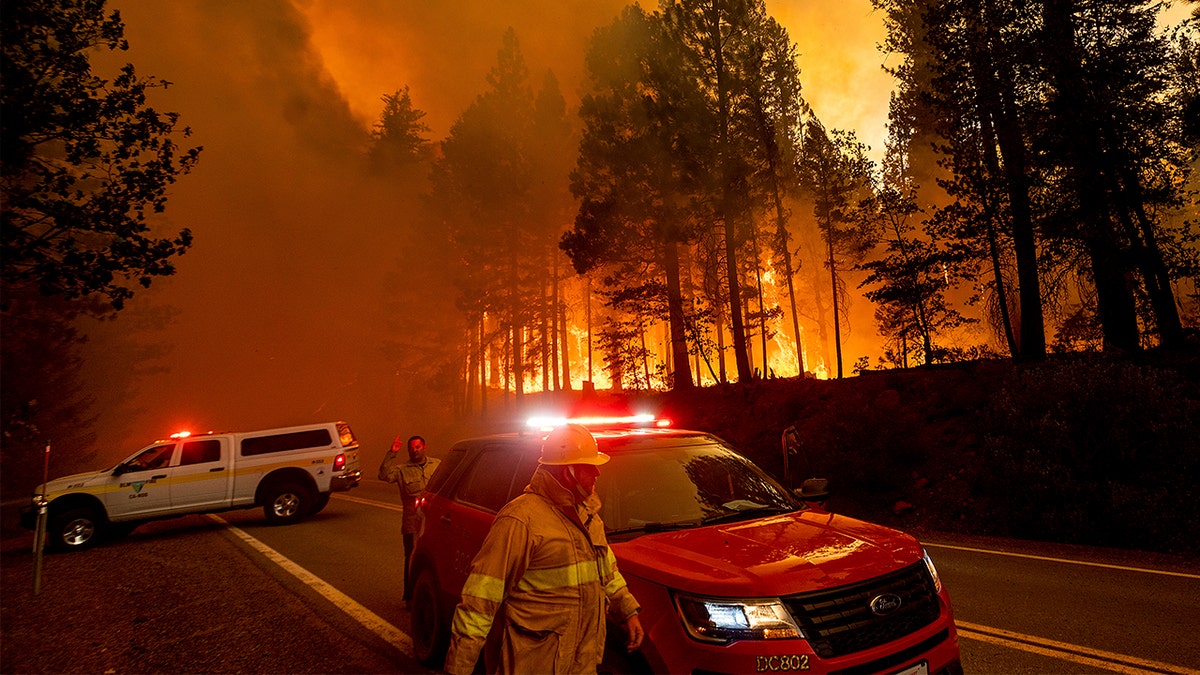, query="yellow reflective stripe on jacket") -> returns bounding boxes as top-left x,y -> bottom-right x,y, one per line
461,572 -> 505,604
597,546 -> 622,595
605,571 -> 629,598
450,607 -> 494,639
516,559 -> 601,593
